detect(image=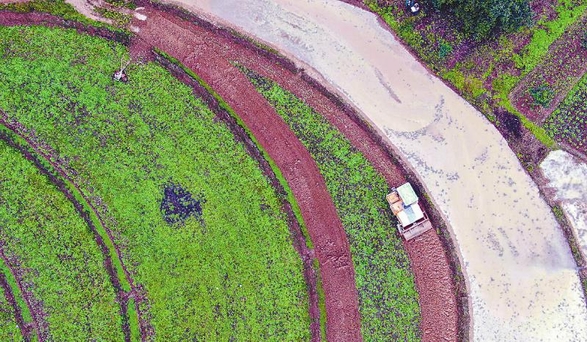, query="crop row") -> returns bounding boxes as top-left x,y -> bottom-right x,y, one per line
0,136 -> 124,340
241,67 -> 421,341
544,72 -> 587,153
0,263 -> 26,341
0,25 -> 312,340
510,11 -> 587,123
